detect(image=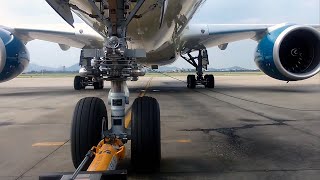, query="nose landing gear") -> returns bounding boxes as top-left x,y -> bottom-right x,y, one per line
40,0 -> 161,179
